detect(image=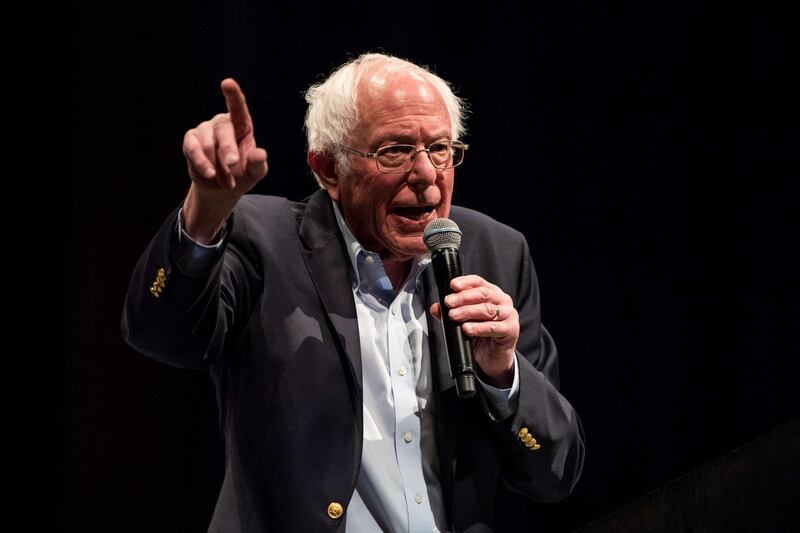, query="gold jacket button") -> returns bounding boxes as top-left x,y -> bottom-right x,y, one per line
517,427 -> 529,438
149,267 -> 167,298
327,502 -> 344,519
